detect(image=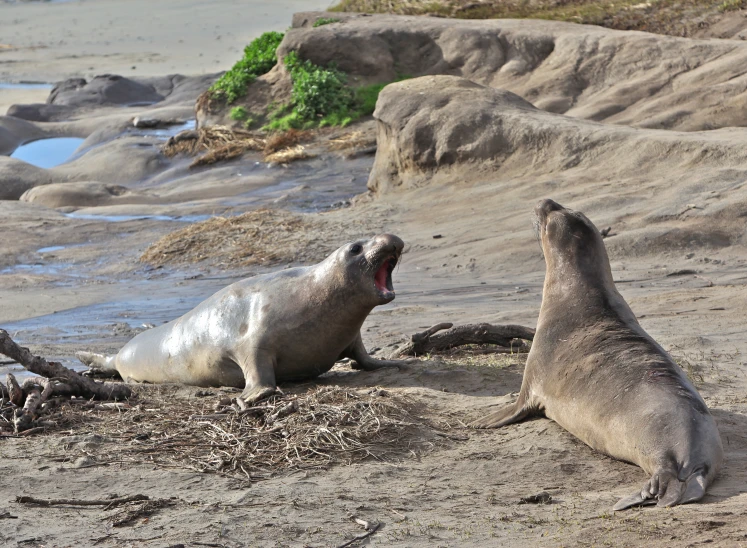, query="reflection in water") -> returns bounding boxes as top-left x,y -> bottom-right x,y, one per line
37,245 -> 66,254
0,82 -> 52,90
11,137 -> 85,169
